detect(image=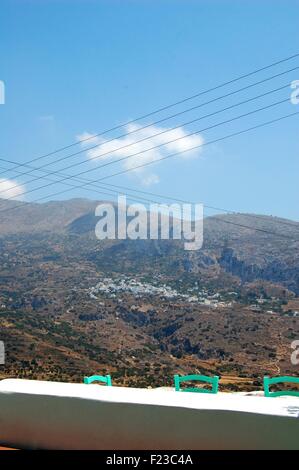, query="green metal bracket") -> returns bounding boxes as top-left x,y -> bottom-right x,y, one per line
83,374 -> 112,386
174,374 -> 219,394
264,375 -> 299,397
